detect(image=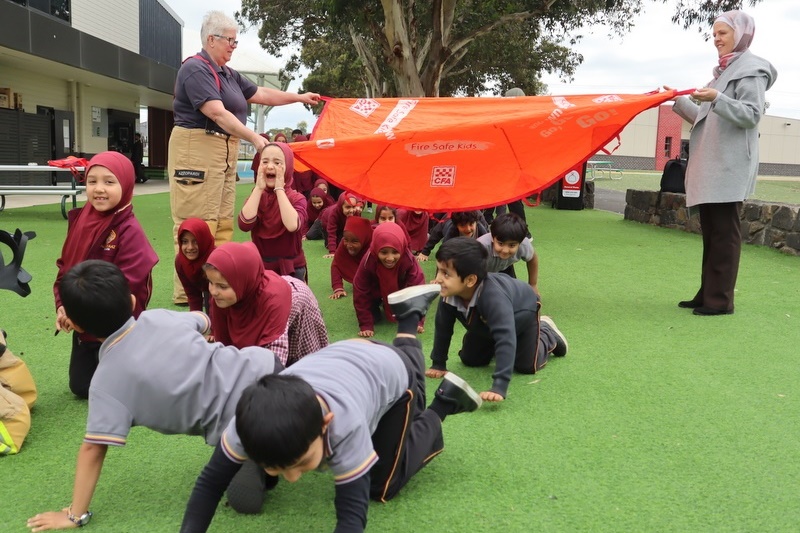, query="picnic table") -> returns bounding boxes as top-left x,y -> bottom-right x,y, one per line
0,165 -> 85,219
586,160 -> 623,181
